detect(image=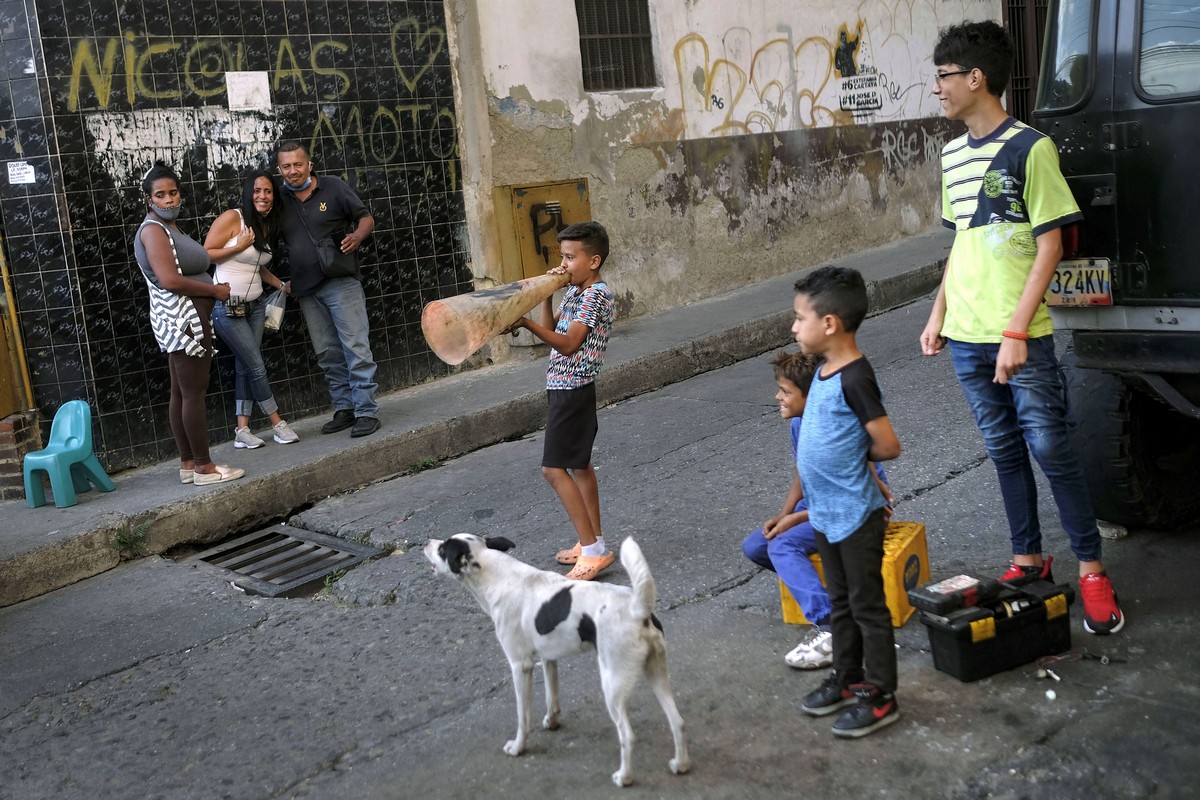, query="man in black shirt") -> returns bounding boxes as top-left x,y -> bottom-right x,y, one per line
276,141 -> 381,437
